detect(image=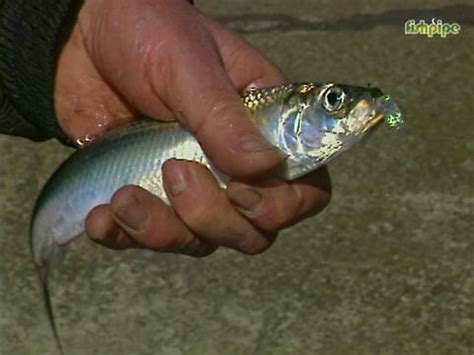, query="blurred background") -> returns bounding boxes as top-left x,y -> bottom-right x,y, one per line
1,1 -> 472,354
